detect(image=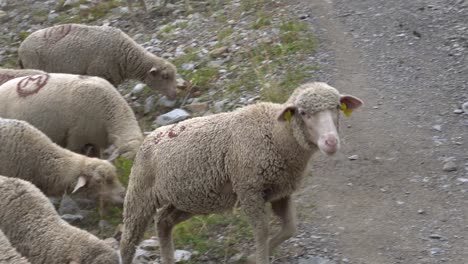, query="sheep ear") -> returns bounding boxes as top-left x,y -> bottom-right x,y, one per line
340,95 -> 363,110
277,105 -> 297,122
72,176 -> 87,193
149,67 -> 158,77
